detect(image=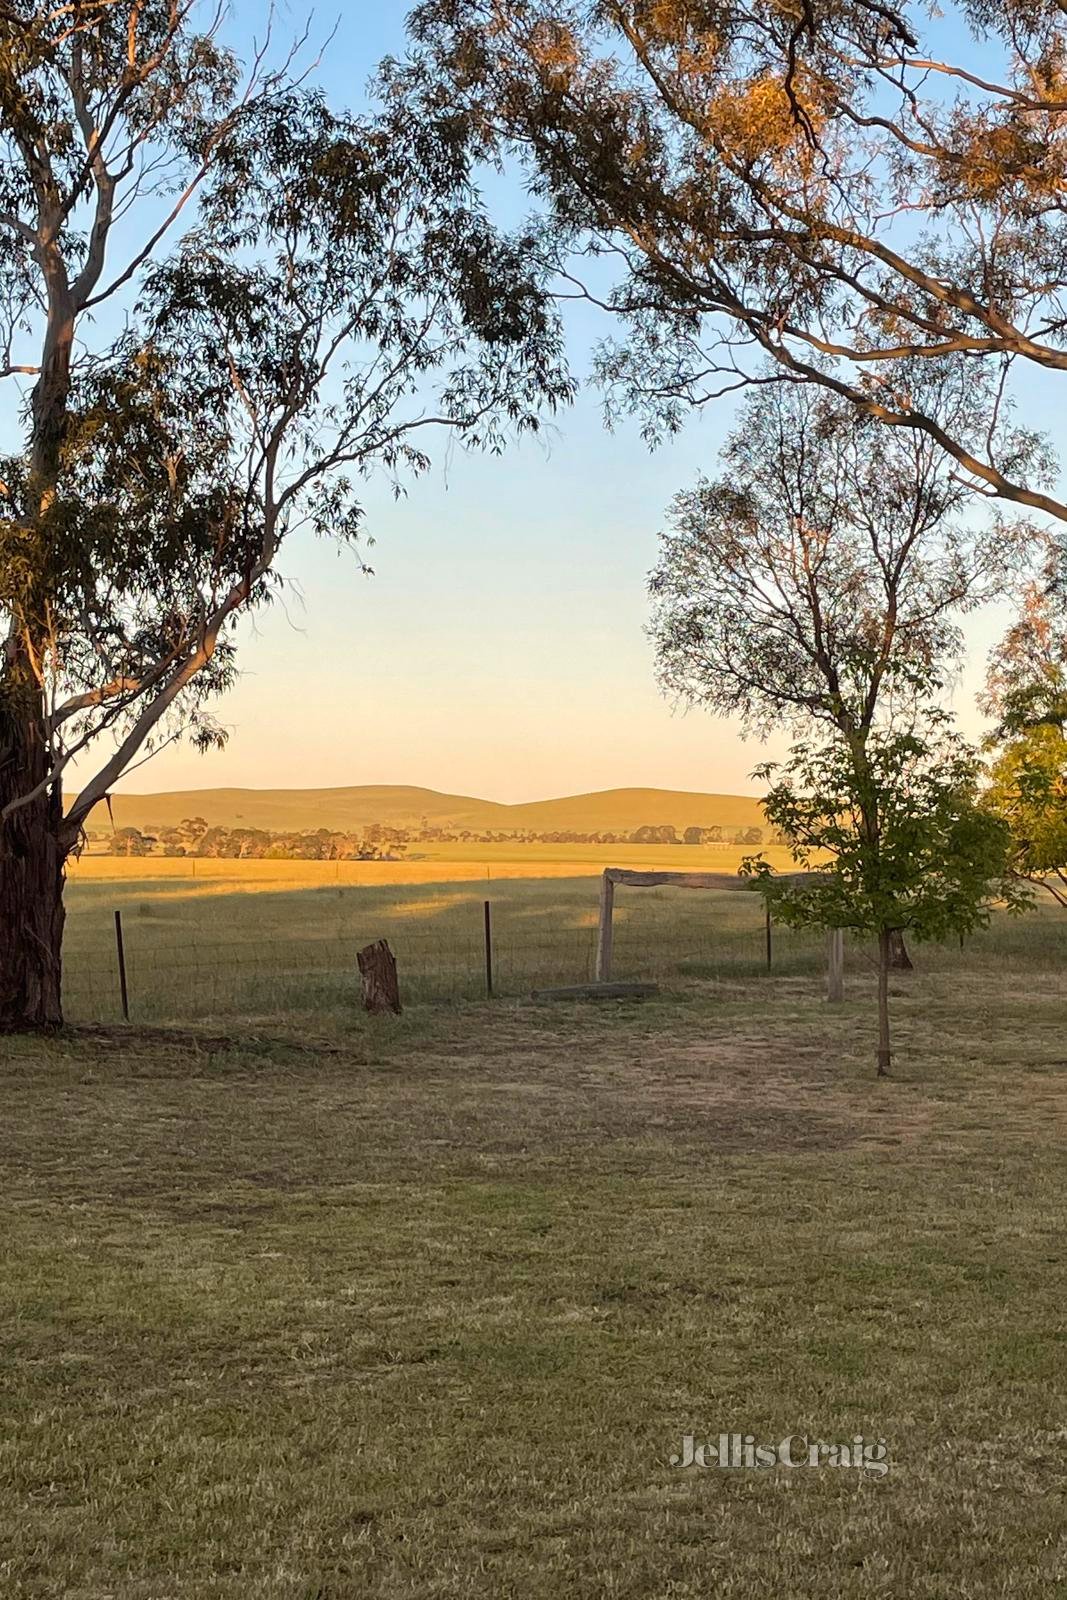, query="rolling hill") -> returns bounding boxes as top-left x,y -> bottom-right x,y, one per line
78,784 -> 767,836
